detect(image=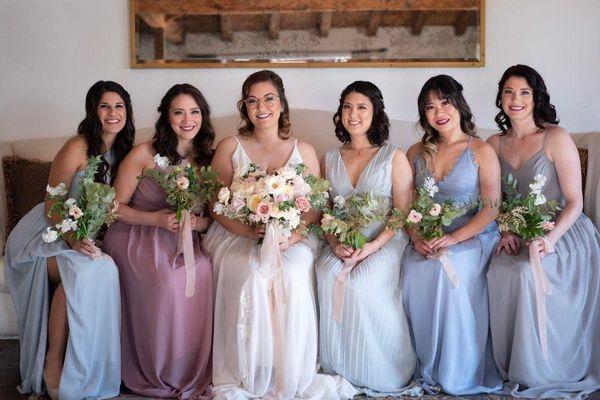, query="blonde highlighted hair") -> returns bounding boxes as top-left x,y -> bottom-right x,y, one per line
417,75 -> 478,169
